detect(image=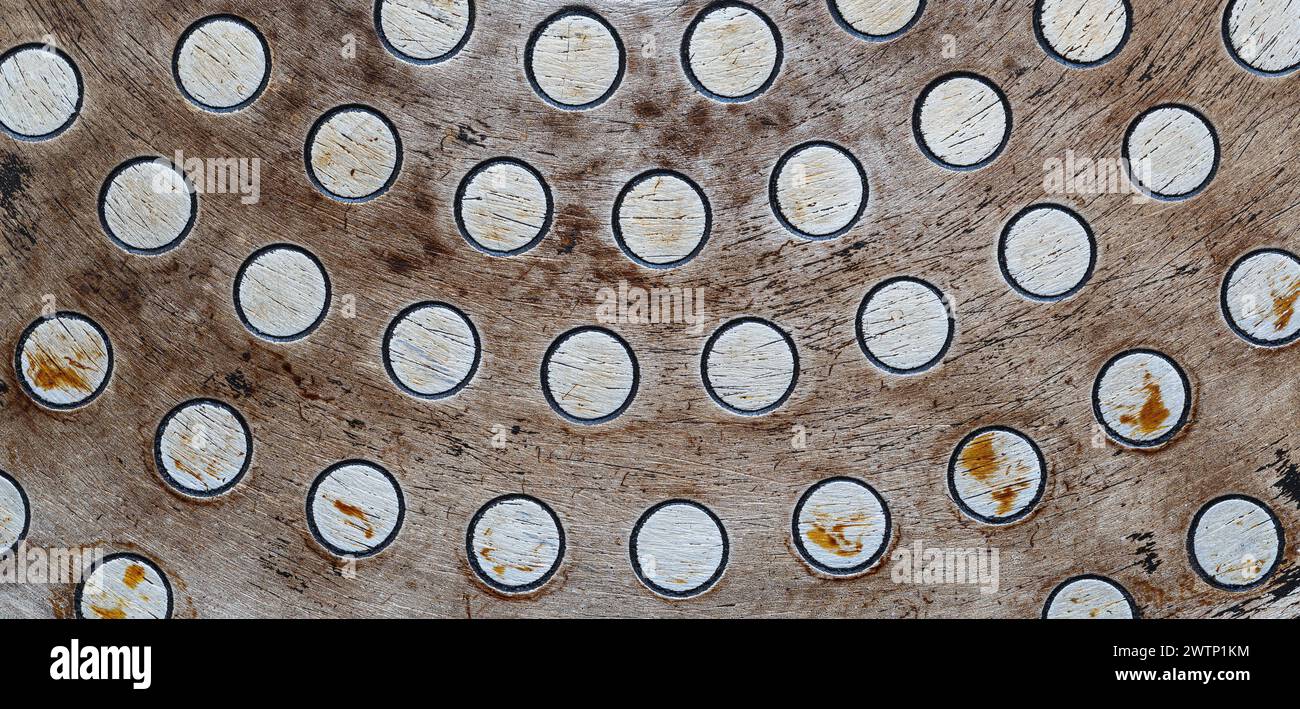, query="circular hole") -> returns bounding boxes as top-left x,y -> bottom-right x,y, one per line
1122,103 -> 1219,201
382,301 -> 482,399
681,1 -> 783,103
466,494 -> 565,594
1220,248 -> 1300,347
306,460 -> 405,558
701,317 -> 799,416
0,43 -> 83,141
1223,0 -> 1300,76
1092,348 -> 1191,448
173,14 -> 271,112
0,470 -> 31,557
855,276 -> 954,374
525,8 -> 625,110
14,311 -> 113,410
791,477 -> 891,577
611,169 -> 712,268
630,499 -> 728,599
912,71 -> 1012,171
454,157 -> 553,256
769,140 -> 868,240
154,398 -> 252,498
947,426 -> 1047,525
827,0 -> 925,41
1188,494 -> 1283,591
374,0 -> 474,65
76,553 -> 174,619
997,203 -> 1096,301
98,156 -> 198,255
1042,574 -> 1139,618
304,104 -> 403,202
233,243 -> 331,343
1032,0 -> 1132,68
541,326 -> 639,425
